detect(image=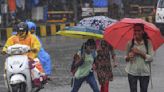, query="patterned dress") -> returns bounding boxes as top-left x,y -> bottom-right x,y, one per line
94,45 -> 115,85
